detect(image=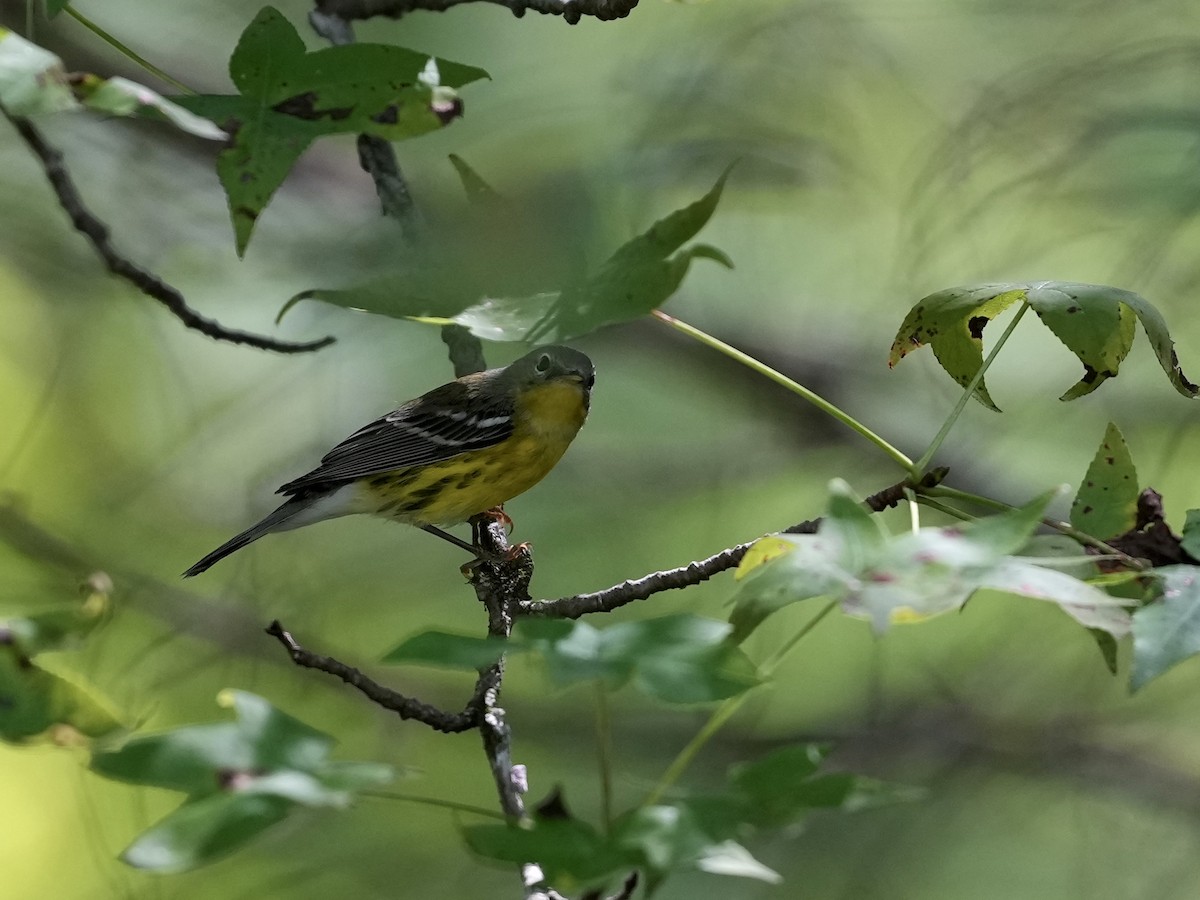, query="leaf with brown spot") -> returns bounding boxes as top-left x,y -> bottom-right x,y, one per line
175,6 -> 487,256
1070,422 -> 1139,540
